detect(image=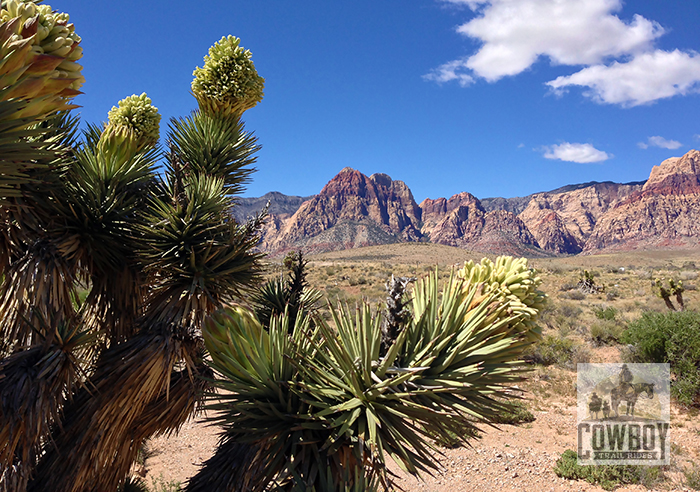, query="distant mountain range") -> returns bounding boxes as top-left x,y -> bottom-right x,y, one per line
236,149 -> 700,257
